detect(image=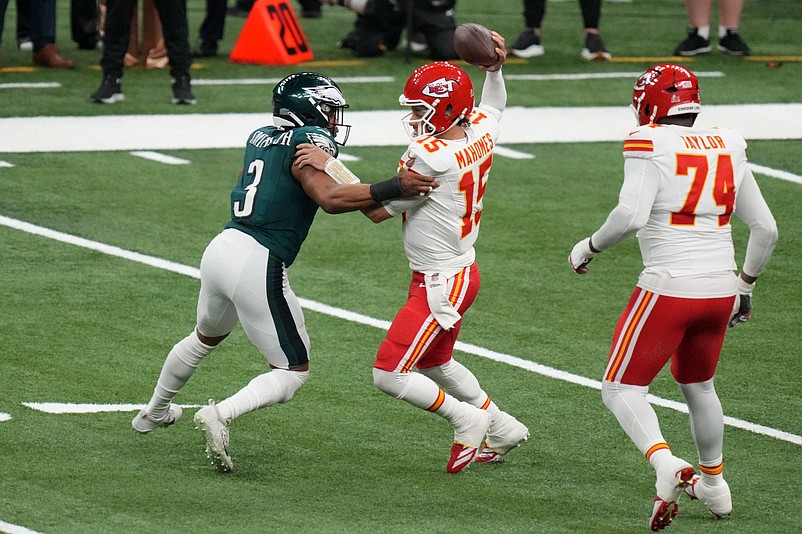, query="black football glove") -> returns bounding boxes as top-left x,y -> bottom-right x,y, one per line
729,276 -> 756,328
